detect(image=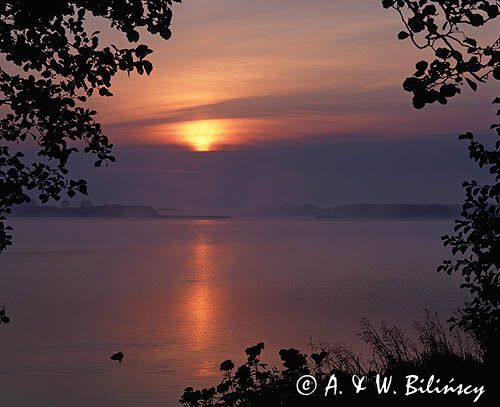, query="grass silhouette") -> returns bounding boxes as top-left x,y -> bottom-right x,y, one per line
181,313 -> 492,406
